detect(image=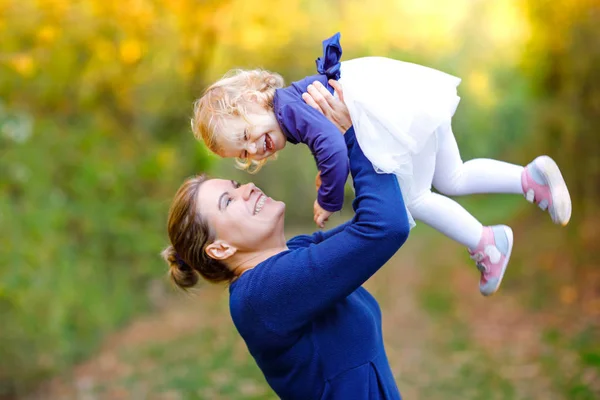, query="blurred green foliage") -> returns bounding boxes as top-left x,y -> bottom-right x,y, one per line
0,0 -> 598,397
0,0 -> 216,393
524,0 -> 600,256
